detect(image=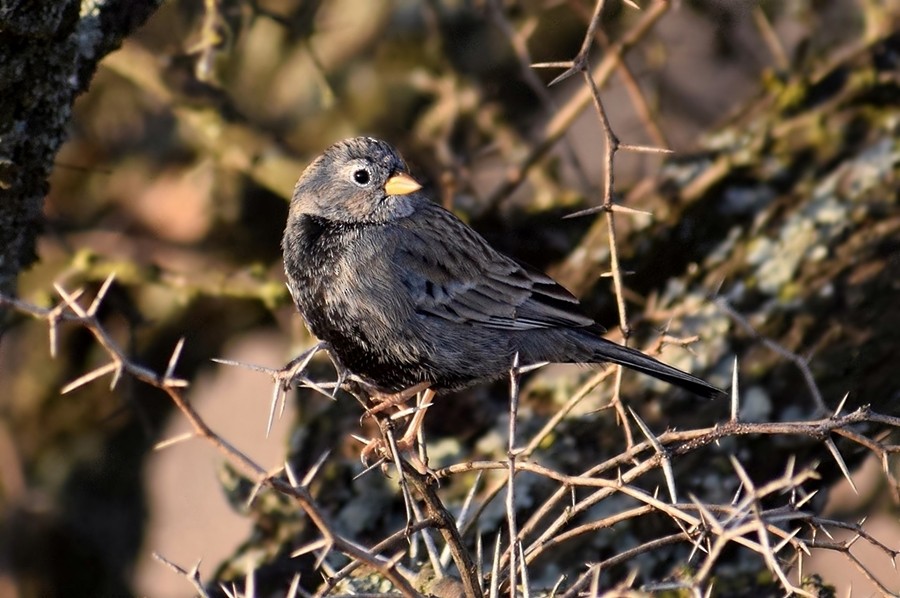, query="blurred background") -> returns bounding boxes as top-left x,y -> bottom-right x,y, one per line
1,0 -> 899,595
